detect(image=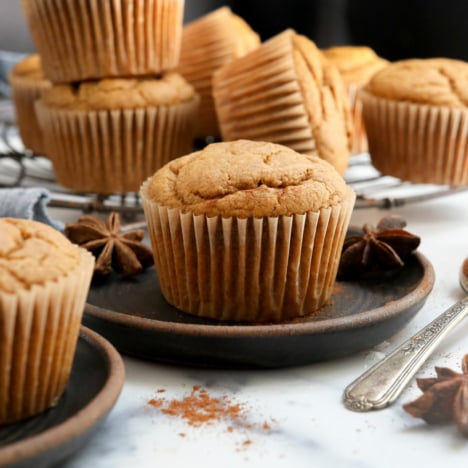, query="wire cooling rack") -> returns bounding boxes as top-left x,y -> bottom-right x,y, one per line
1,98 -> 467,215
